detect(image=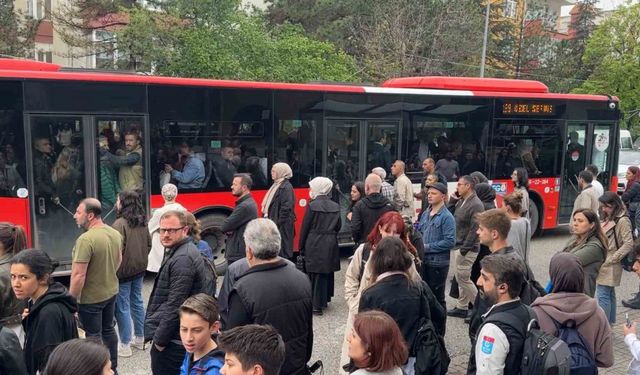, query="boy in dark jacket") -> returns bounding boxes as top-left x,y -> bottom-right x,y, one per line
218,325 -> 286,375
179,294 -> 224,375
